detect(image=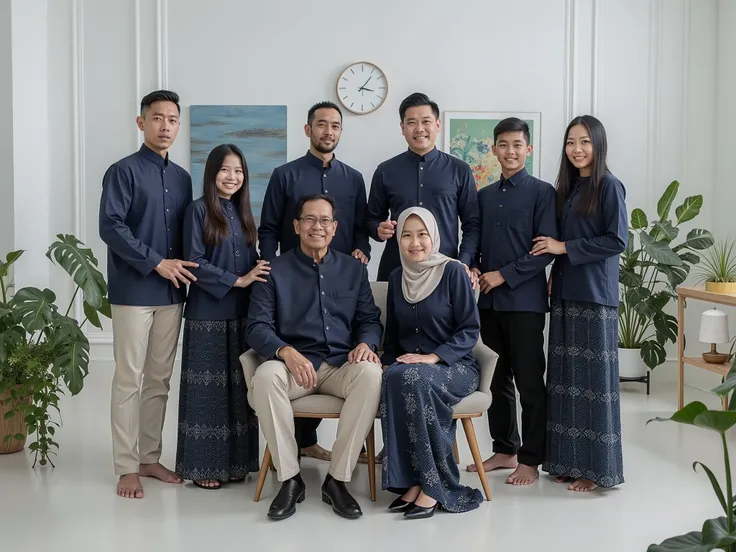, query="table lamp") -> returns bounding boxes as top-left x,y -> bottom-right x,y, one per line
700,309 -> 730,364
